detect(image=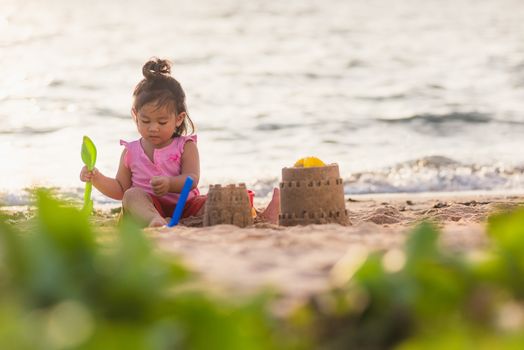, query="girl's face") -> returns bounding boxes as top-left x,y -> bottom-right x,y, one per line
133,102 -> 185,148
